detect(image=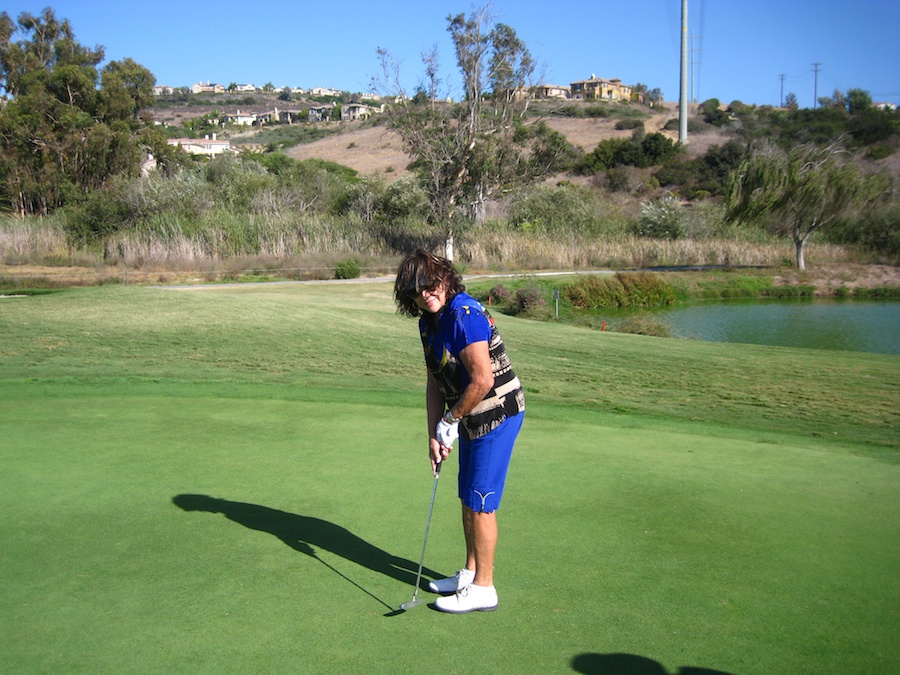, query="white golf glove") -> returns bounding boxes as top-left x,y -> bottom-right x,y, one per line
435,412 -> 460,448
